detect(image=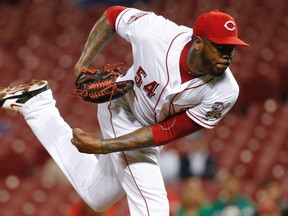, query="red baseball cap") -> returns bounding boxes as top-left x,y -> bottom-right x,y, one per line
193,10 -> 249,47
